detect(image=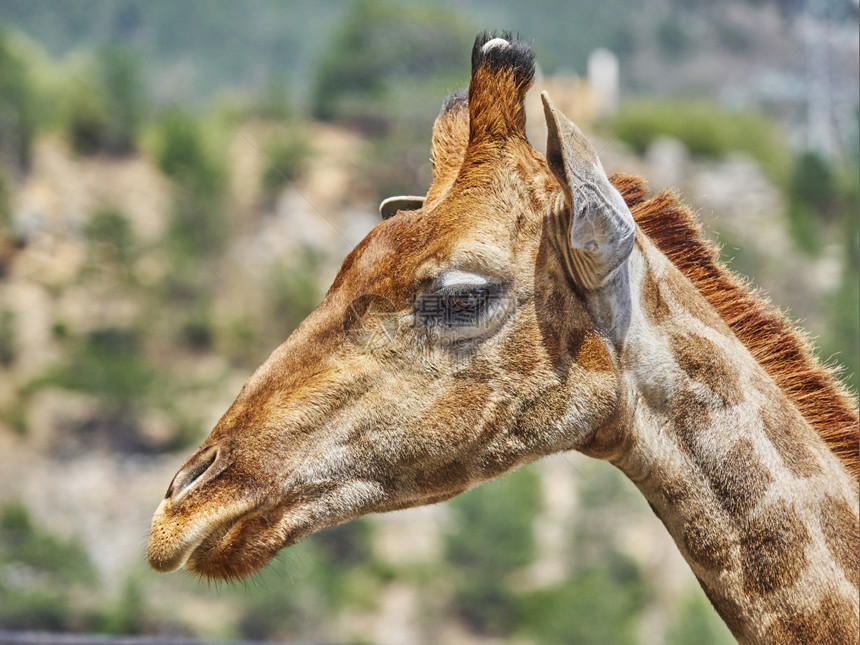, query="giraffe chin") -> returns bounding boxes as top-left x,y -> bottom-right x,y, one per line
146,496 -> 295,580
182,503 -> 304,580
